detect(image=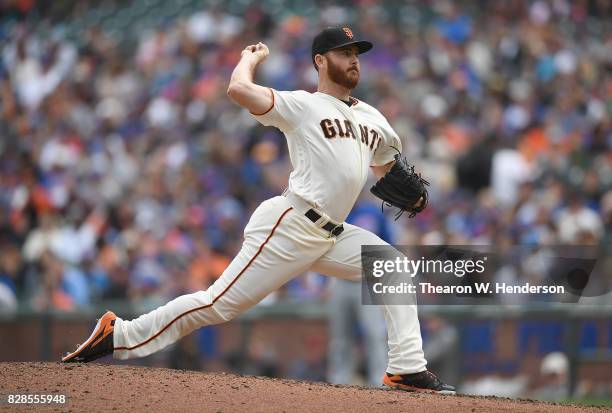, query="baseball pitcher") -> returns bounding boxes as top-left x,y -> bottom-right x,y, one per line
62,27 -> 455,395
